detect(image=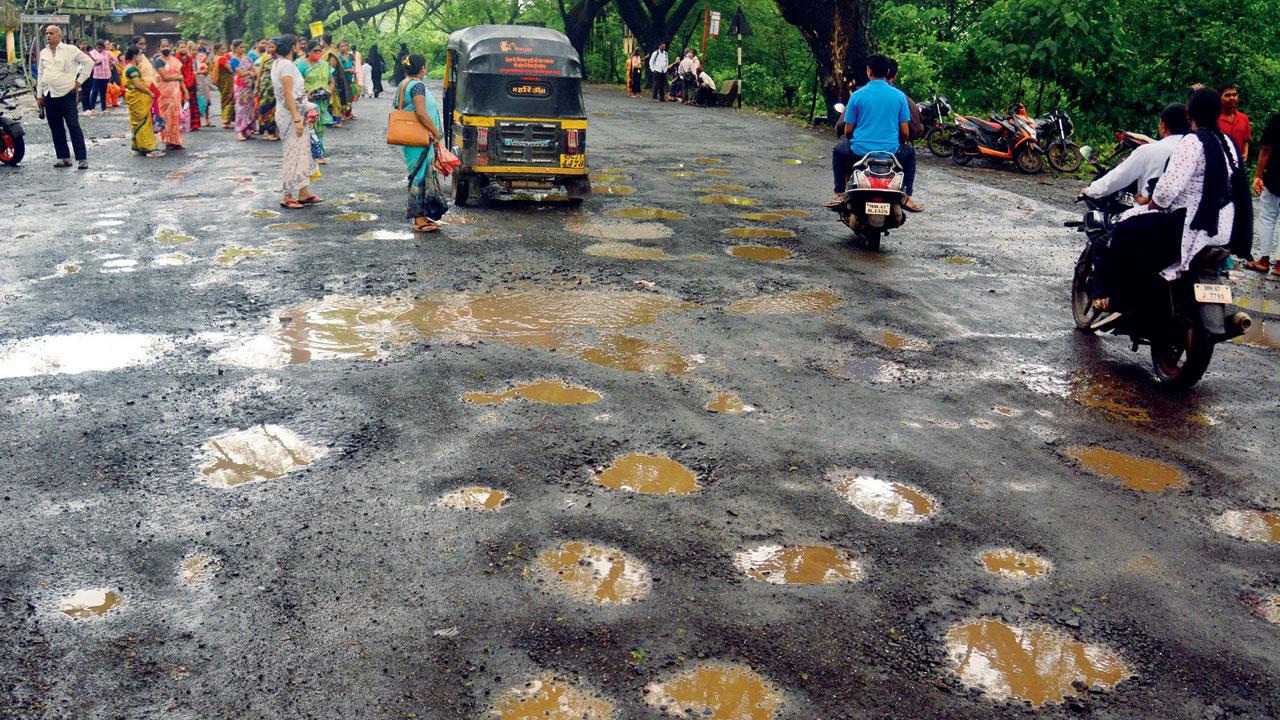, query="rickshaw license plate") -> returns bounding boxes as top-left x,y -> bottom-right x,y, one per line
865,202 -> 891,216
560,154 -> 586,169
1193,284 -> 1232,303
